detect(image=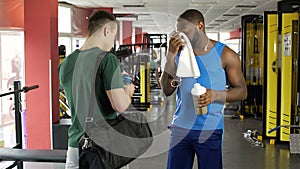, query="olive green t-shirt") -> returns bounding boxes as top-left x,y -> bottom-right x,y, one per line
59,47 -> 124,148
